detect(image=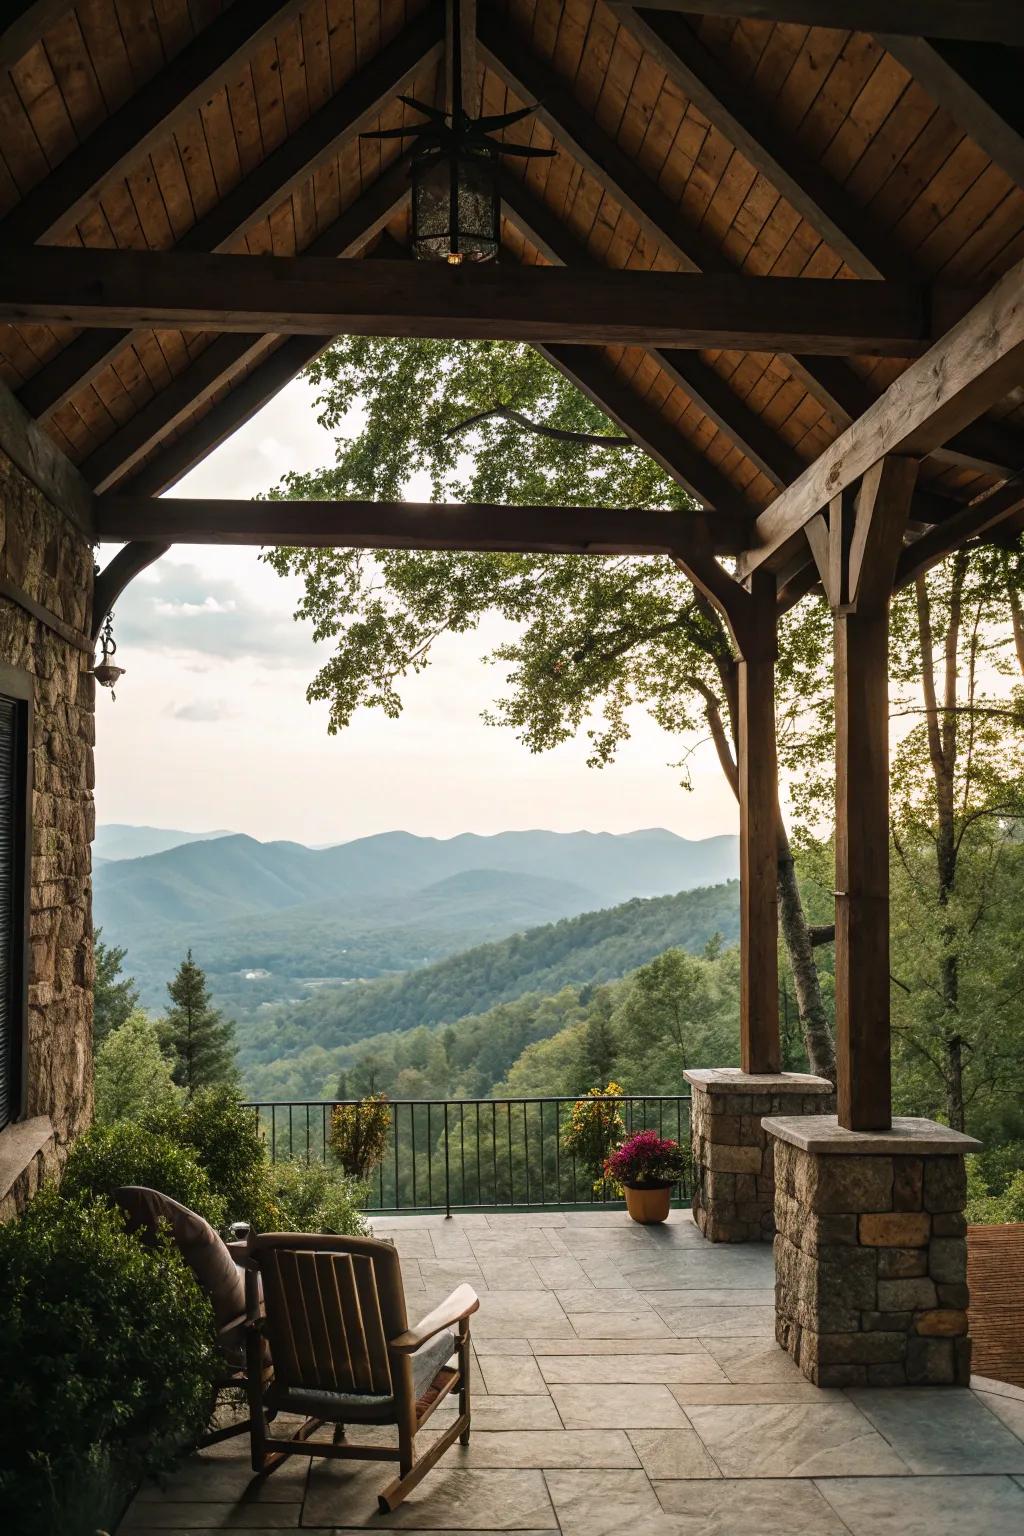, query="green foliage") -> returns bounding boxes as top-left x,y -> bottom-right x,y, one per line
0,1187 -> 217,1536
162,949 -> 237,1093
93,929 -> 141,1047
141,1086 -> 279,1230
60,1121 -> 225,1228
94,1010 -> 180,1125
330,1094 -> 391,1179
269,1159 -> 370,1236
965,1146 -> 1024,1224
